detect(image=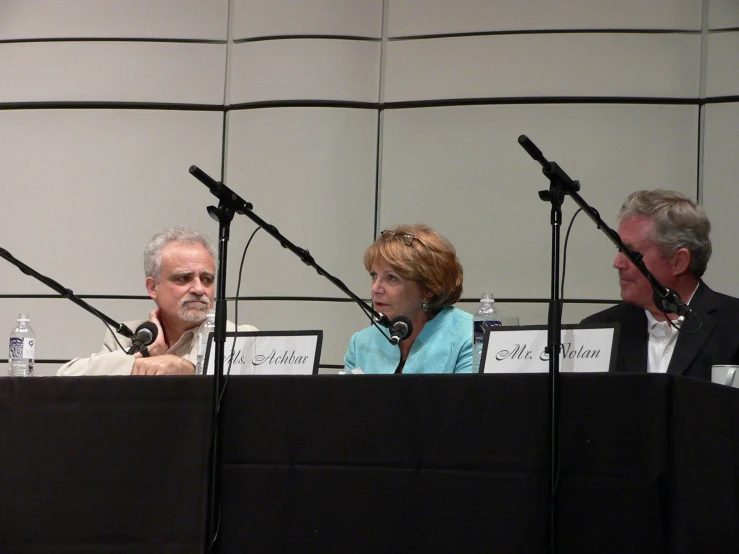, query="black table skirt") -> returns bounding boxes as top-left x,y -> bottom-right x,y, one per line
2,373 -> 738,553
